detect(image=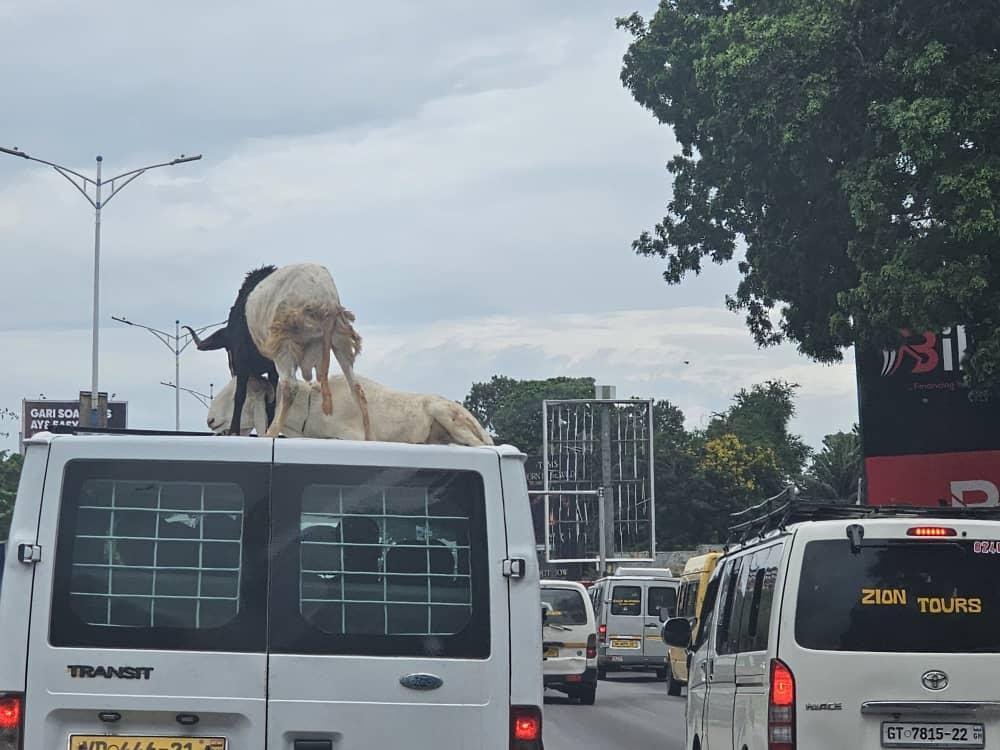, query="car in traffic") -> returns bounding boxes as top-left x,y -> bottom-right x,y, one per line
663,496 -> 1000,750
589,568 -> 678,680
0,429 -> 544,750
541,579 -> 598,704
664,551 -> 720,696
